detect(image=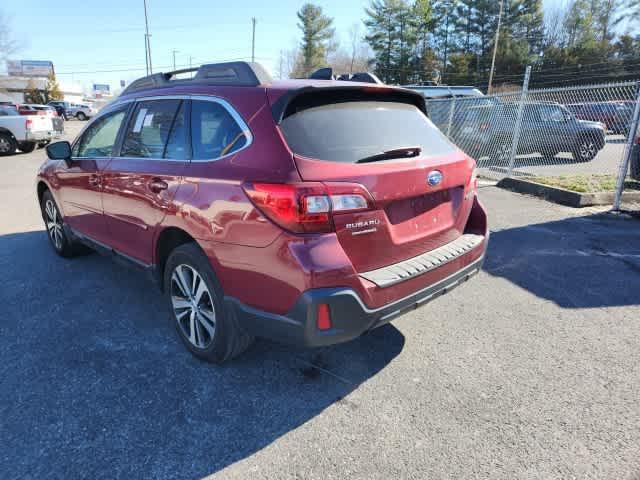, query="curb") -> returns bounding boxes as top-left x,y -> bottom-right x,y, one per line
496,177 -> 640,208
